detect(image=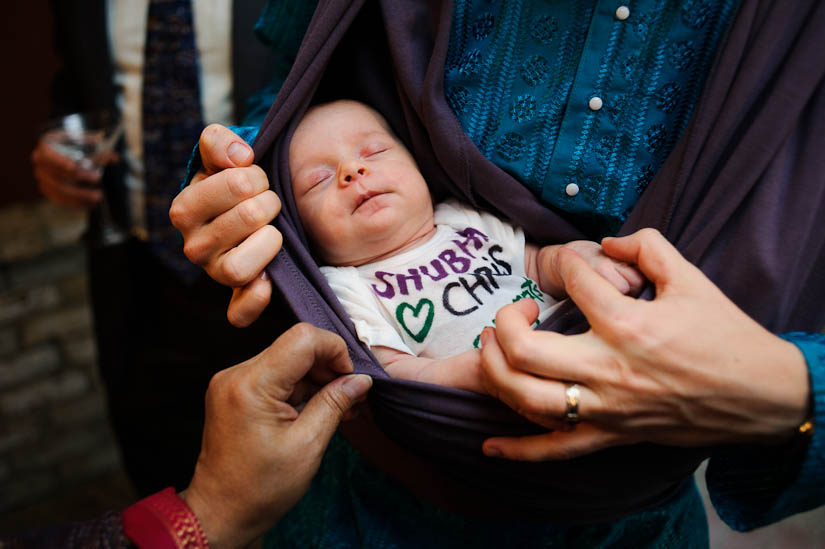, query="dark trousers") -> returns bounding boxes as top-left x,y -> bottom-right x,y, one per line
88,239 -> 295,496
